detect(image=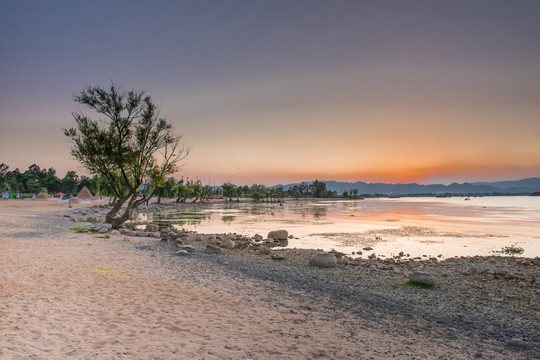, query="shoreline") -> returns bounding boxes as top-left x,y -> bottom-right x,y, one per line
1,201 -> 539,359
